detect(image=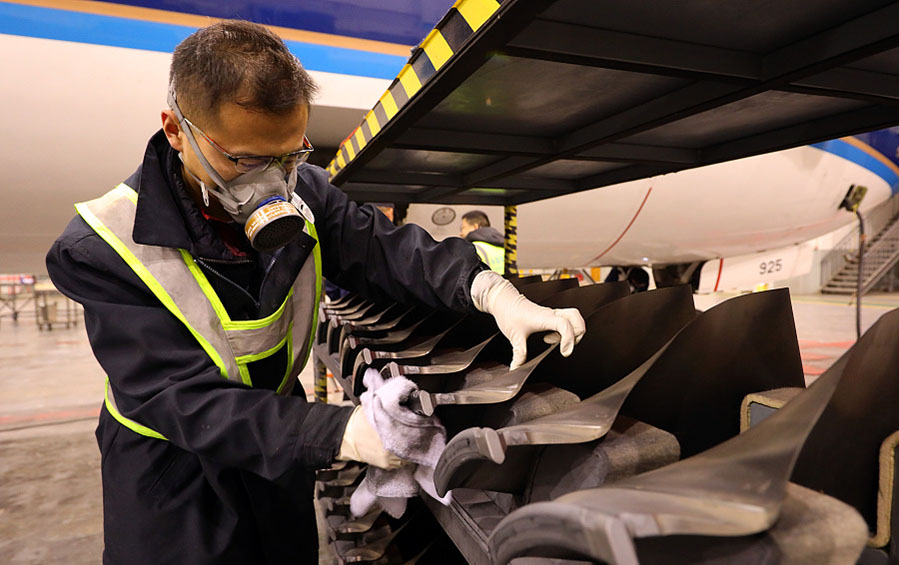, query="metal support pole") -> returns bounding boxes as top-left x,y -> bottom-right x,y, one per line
855,210 -> 866,340
313,353 -> 328,403
504,205 -> 518,275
